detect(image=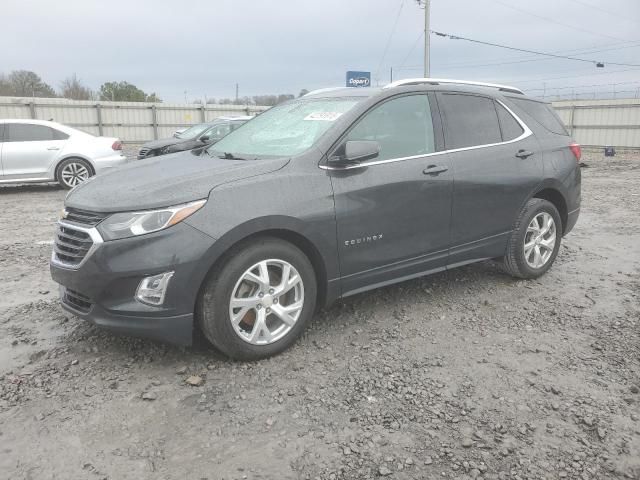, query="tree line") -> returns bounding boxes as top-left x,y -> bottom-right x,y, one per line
0,70 -> 308,106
